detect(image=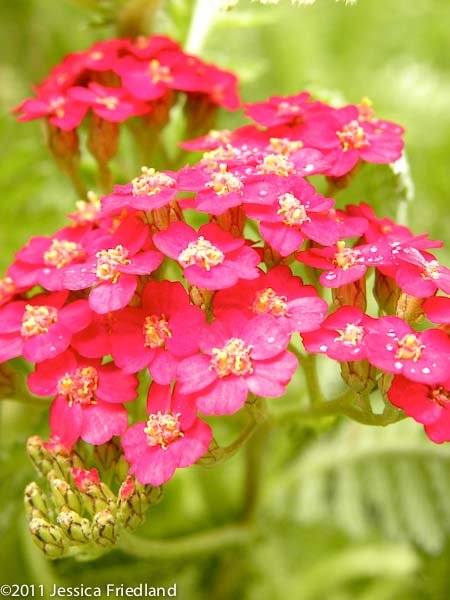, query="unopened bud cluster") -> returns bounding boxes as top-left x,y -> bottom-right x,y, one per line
25,436 -> 161,559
